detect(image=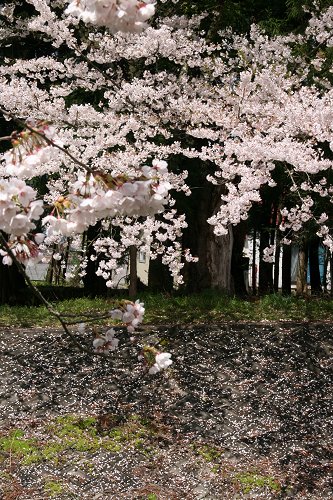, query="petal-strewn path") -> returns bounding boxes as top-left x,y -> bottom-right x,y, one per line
0,323 -> 332,498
